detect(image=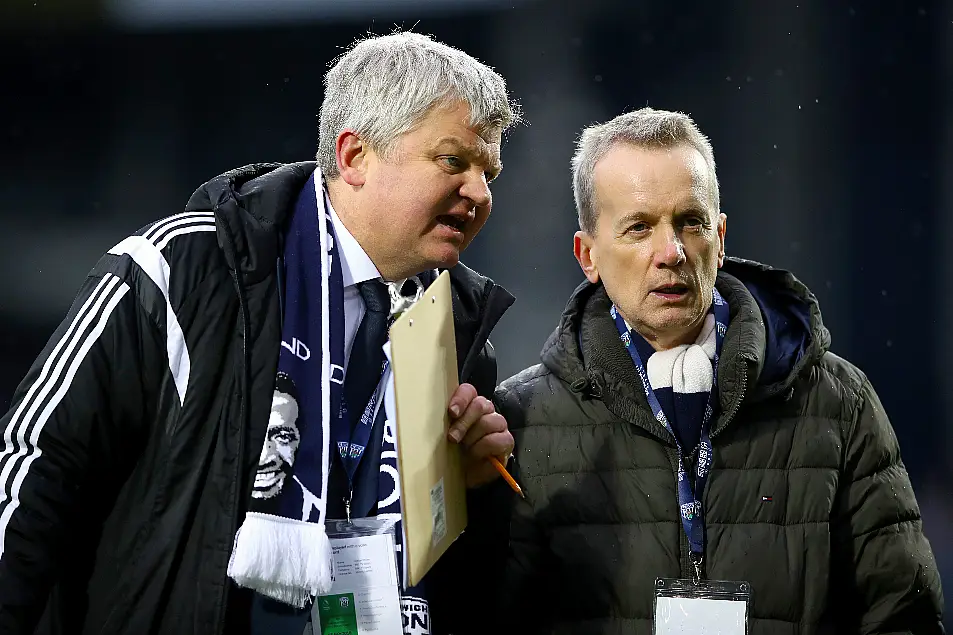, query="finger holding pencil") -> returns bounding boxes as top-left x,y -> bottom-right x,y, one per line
490,455 -> 524,498
447,382 -> 524,494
